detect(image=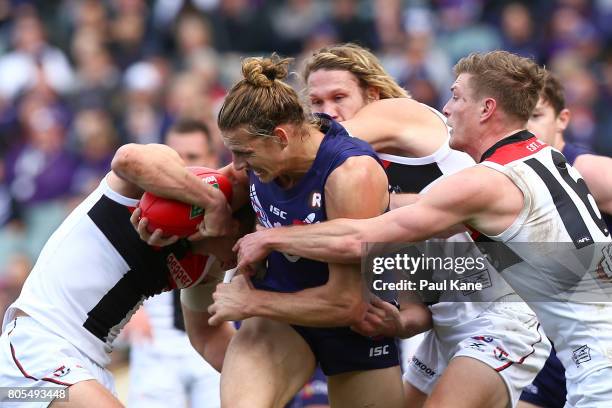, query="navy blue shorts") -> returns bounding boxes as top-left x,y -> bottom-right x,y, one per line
519,349 -> 566,408
291,325 -> 399,376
